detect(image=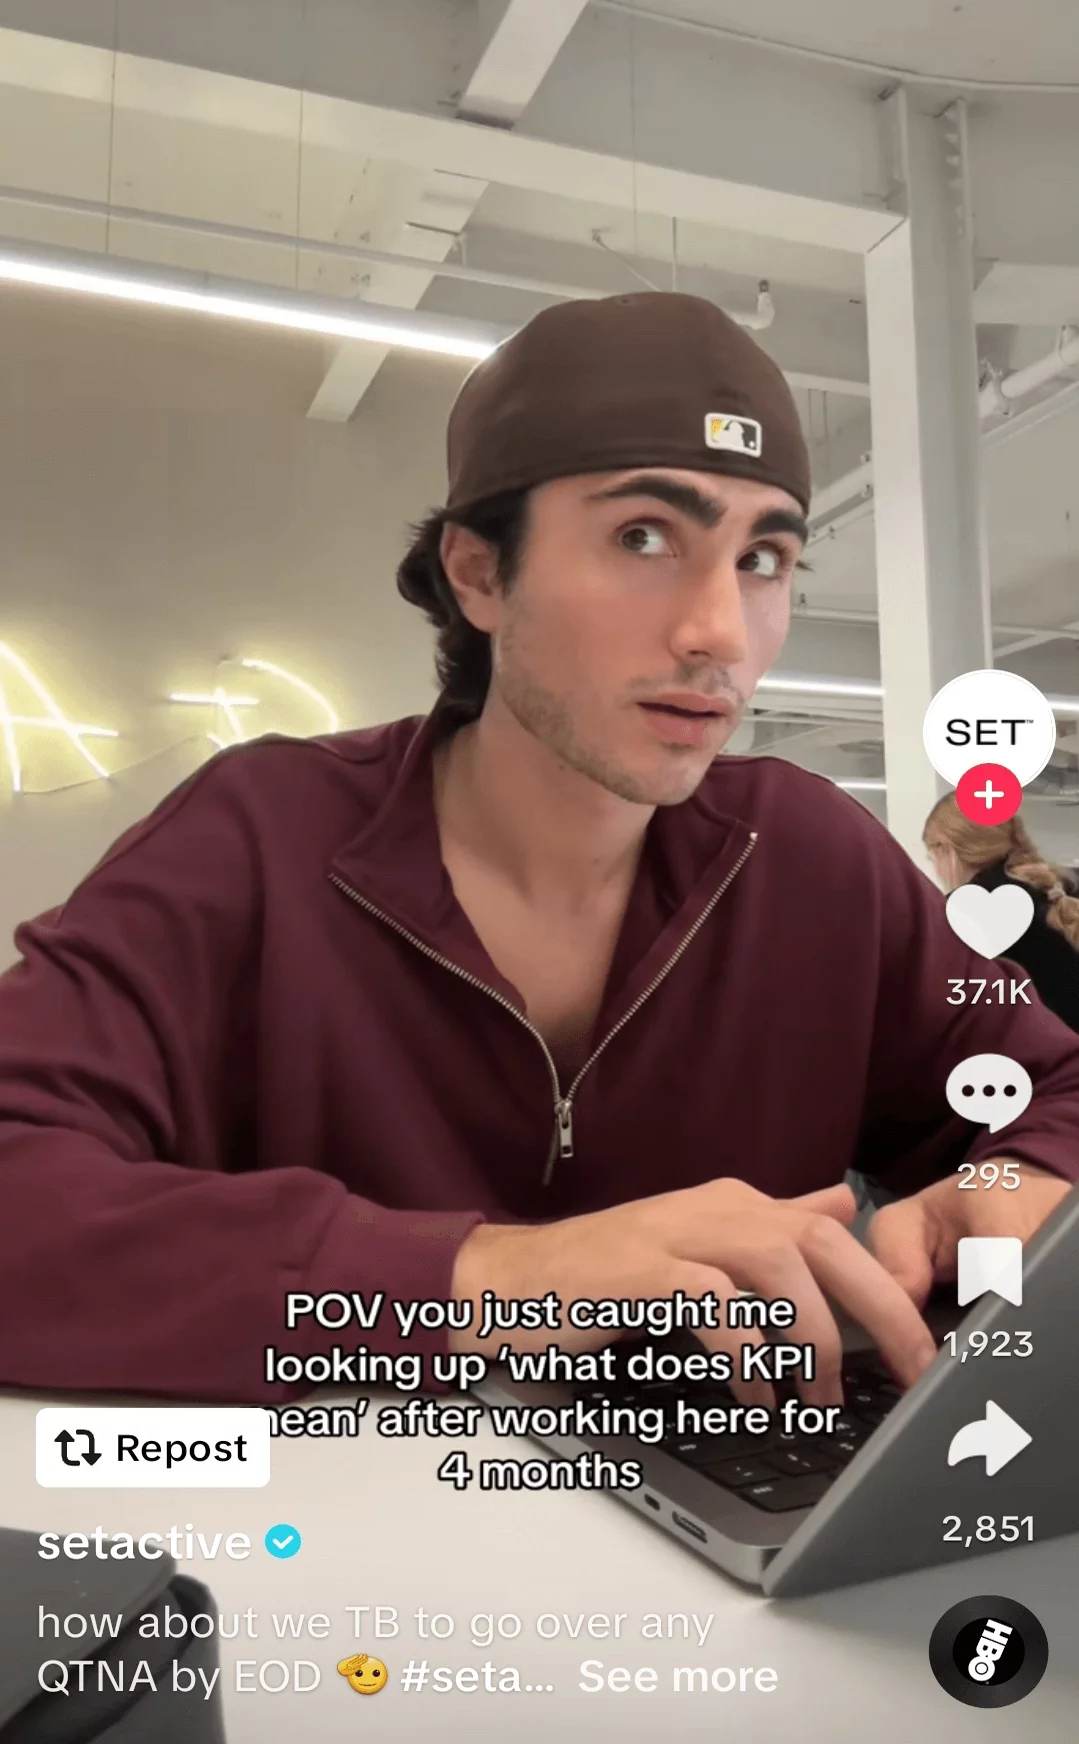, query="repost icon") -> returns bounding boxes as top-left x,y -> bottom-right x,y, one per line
957,1237 -> 1023,1307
